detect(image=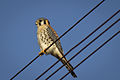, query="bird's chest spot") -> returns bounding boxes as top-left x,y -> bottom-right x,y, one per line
40,29 -> 53,47
38,28 -> 57,54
